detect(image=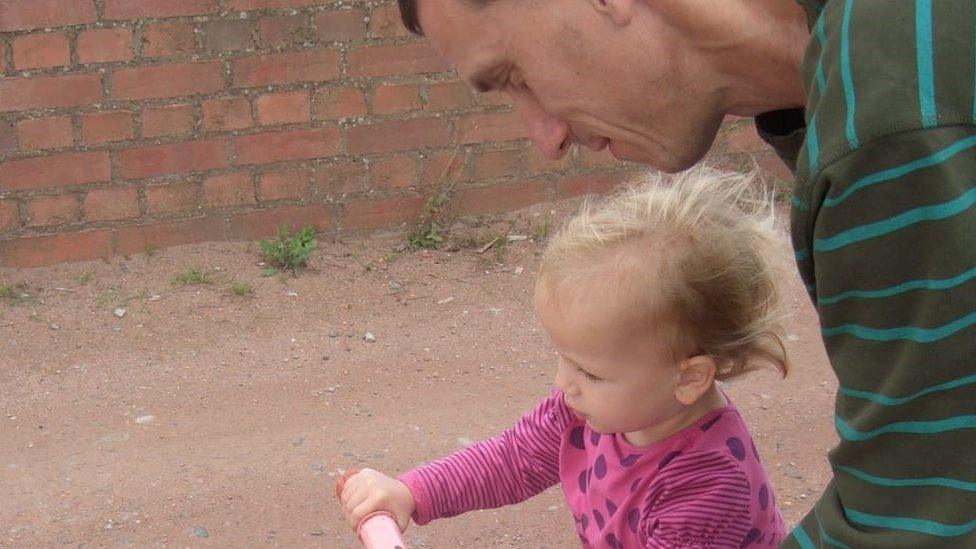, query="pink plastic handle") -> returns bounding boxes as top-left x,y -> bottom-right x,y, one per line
336,470 -> 409,549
